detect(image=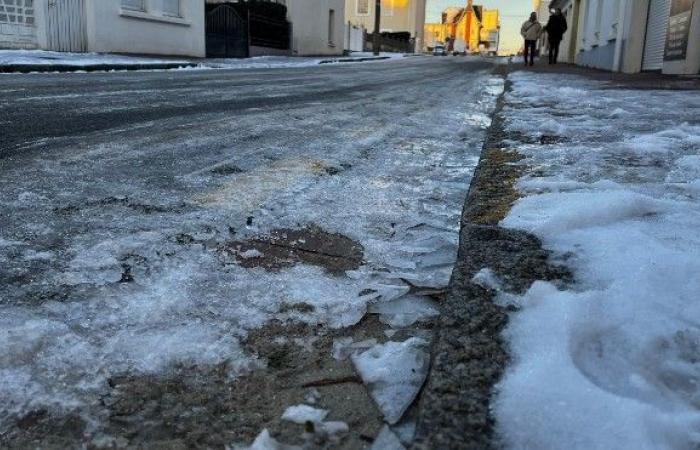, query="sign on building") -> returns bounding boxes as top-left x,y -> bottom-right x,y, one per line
664,0 -> 694,61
